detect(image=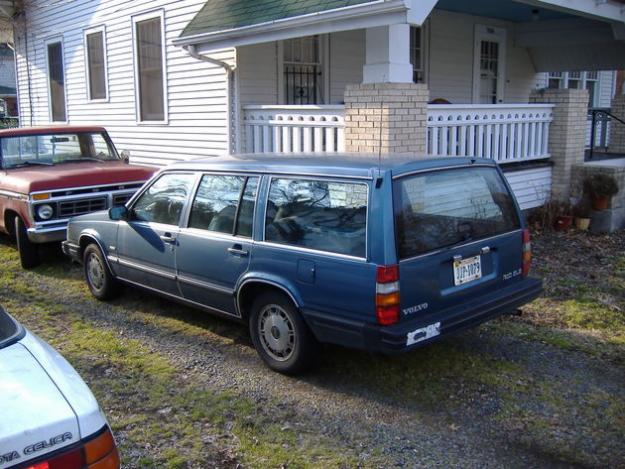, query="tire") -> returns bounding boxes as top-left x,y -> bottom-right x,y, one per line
83,243 -> 119,301
249,291 -> 318,374
14,216 -> 40,269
